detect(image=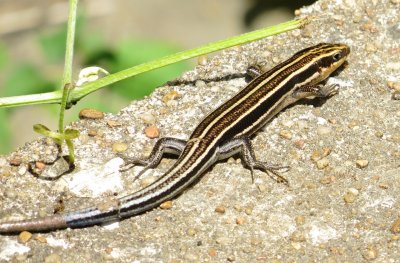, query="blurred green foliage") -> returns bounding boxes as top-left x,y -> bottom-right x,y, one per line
0,19 -> 189,154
